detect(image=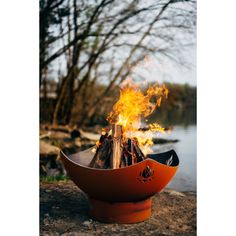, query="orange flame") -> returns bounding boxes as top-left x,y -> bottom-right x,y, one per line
107,81 -> 168,156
